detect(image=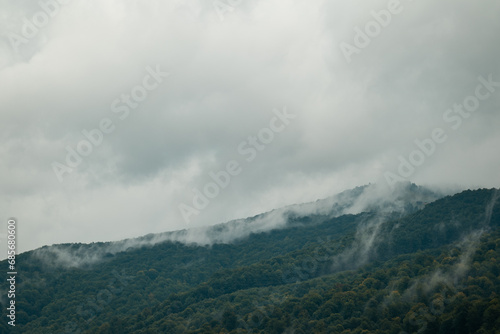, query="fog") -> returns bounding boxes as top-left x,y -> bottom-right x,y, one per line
31,182 -> 440,267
